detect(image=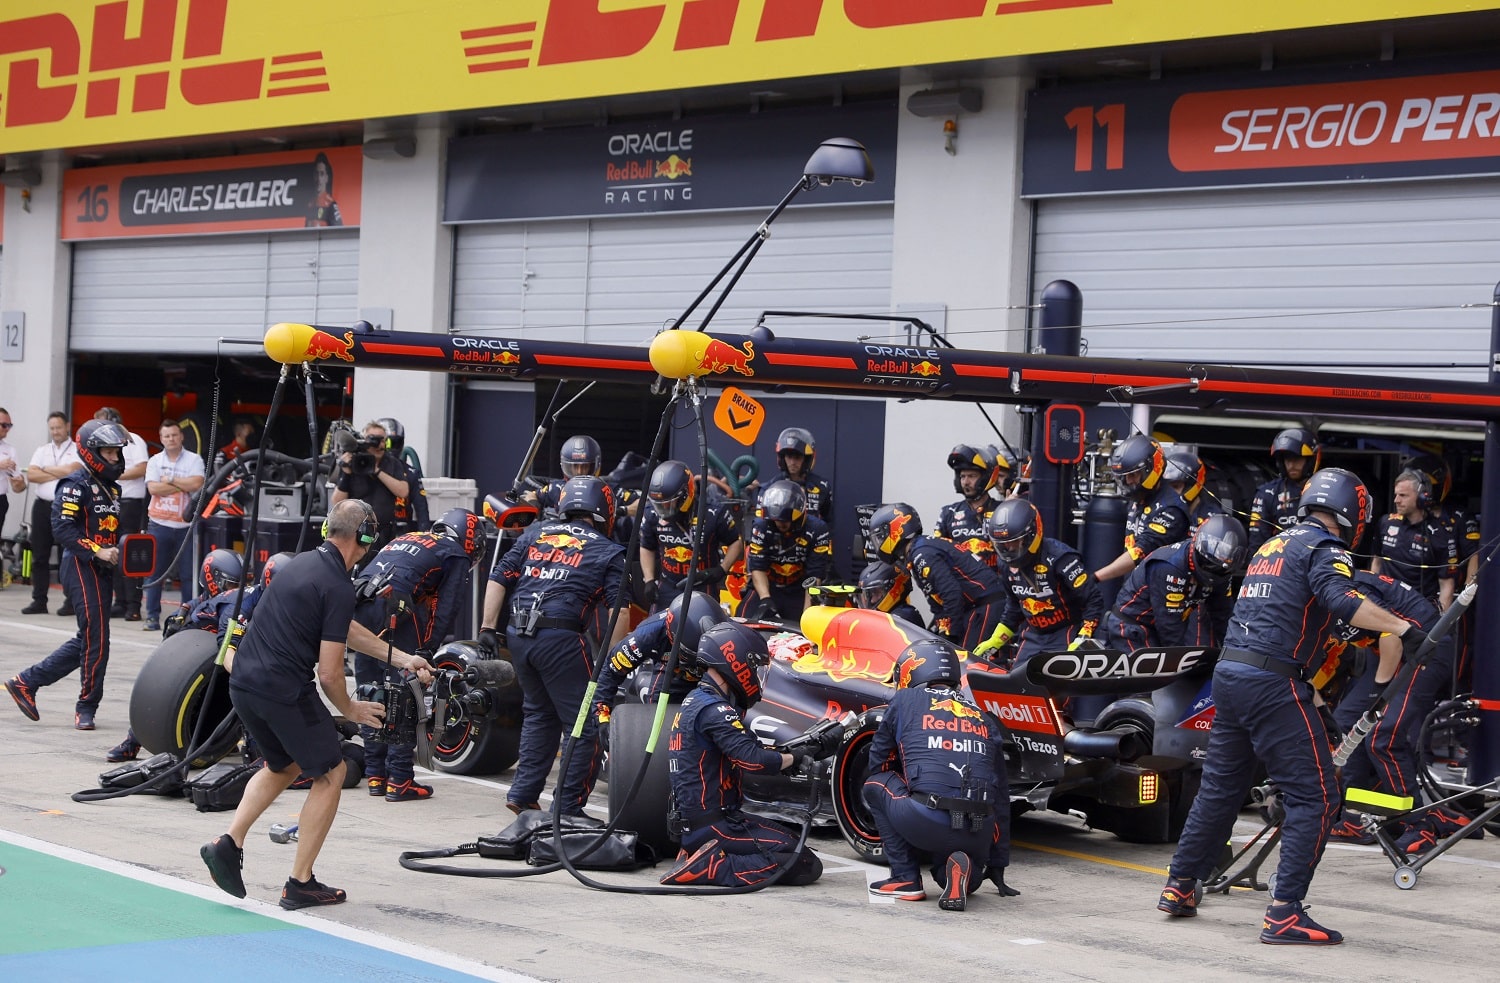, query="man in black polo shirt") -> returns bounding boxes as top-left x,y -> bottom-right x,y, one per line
199,500 -> 433,910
